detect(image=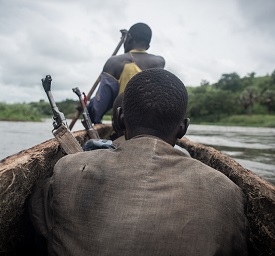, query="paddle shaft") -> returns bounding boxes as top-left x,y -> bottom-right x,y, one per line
68,29 -> 128,130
